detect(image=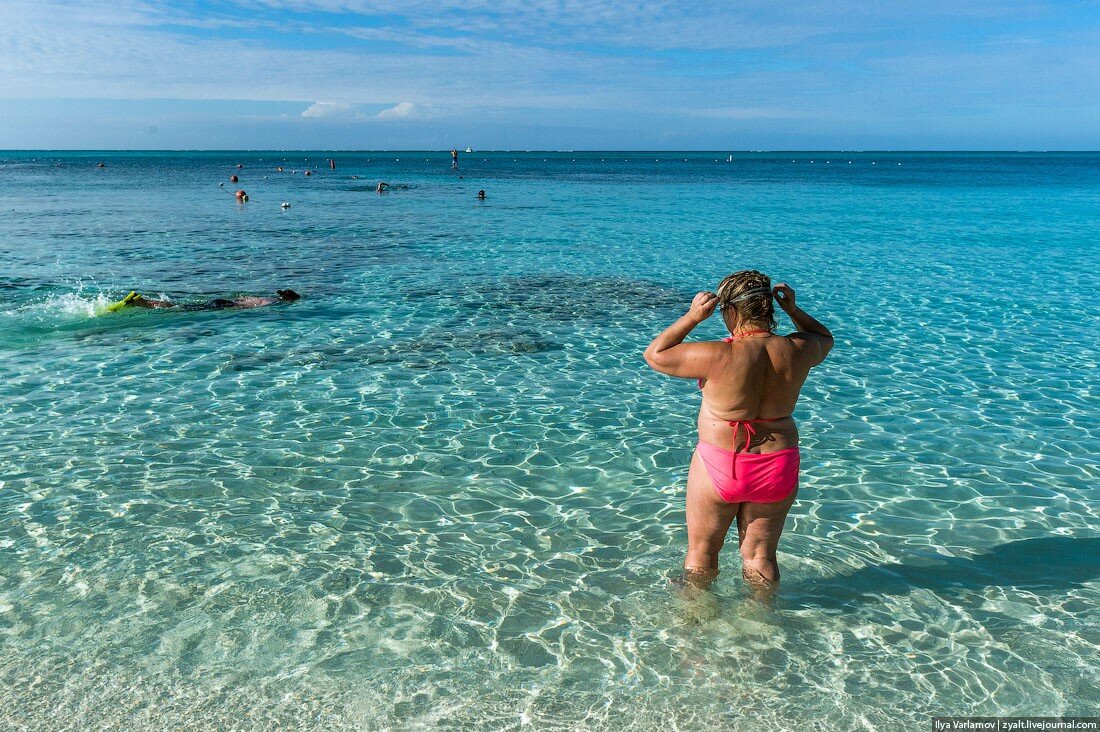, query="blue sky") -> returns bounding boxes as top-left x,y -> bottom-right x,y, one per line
0,0 -> 1097,149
